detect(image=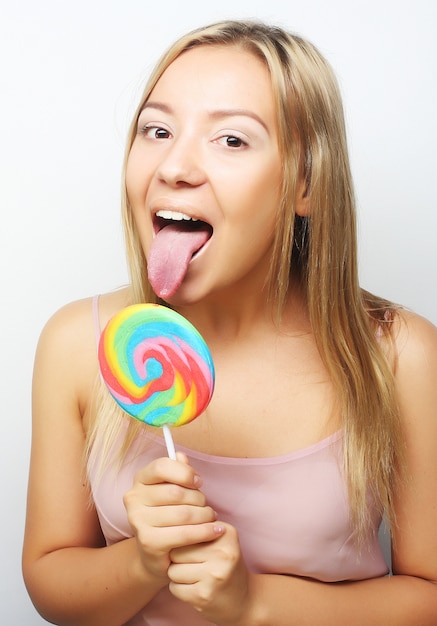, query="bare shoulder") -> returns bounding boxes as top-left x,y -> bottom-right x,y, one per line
38,288 -> 131,350
34,287 -> 132,415
390,308 -> 437,437
392,308 -> 437,391
93,287 -> 132,330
